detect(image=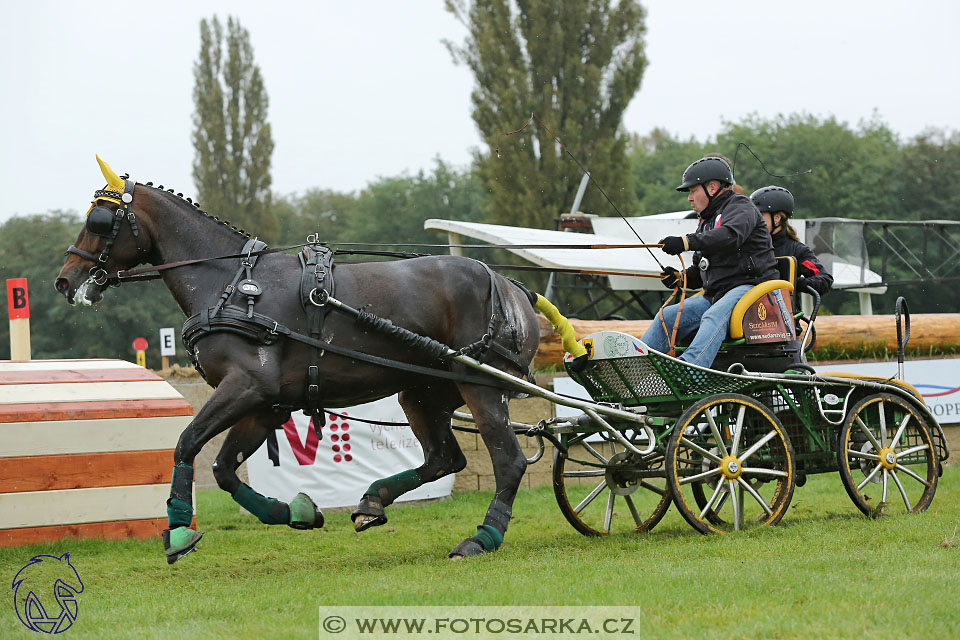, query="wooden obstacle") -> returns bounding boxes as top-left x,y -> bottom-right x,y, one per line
0,359 -> 193,547
534,313 -> 960,367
